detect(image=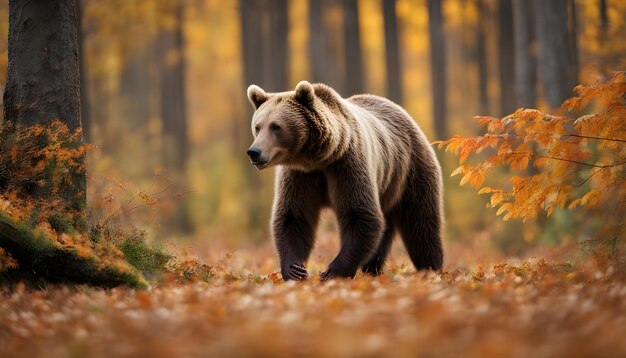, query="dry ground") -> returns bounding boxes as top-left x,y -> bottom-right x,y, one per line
1,229 -> 625,358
